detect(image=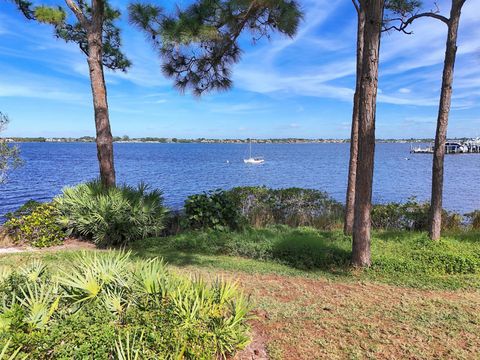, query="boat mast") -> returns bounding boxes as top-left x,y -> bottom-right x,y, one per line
249,139 -> 252,158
